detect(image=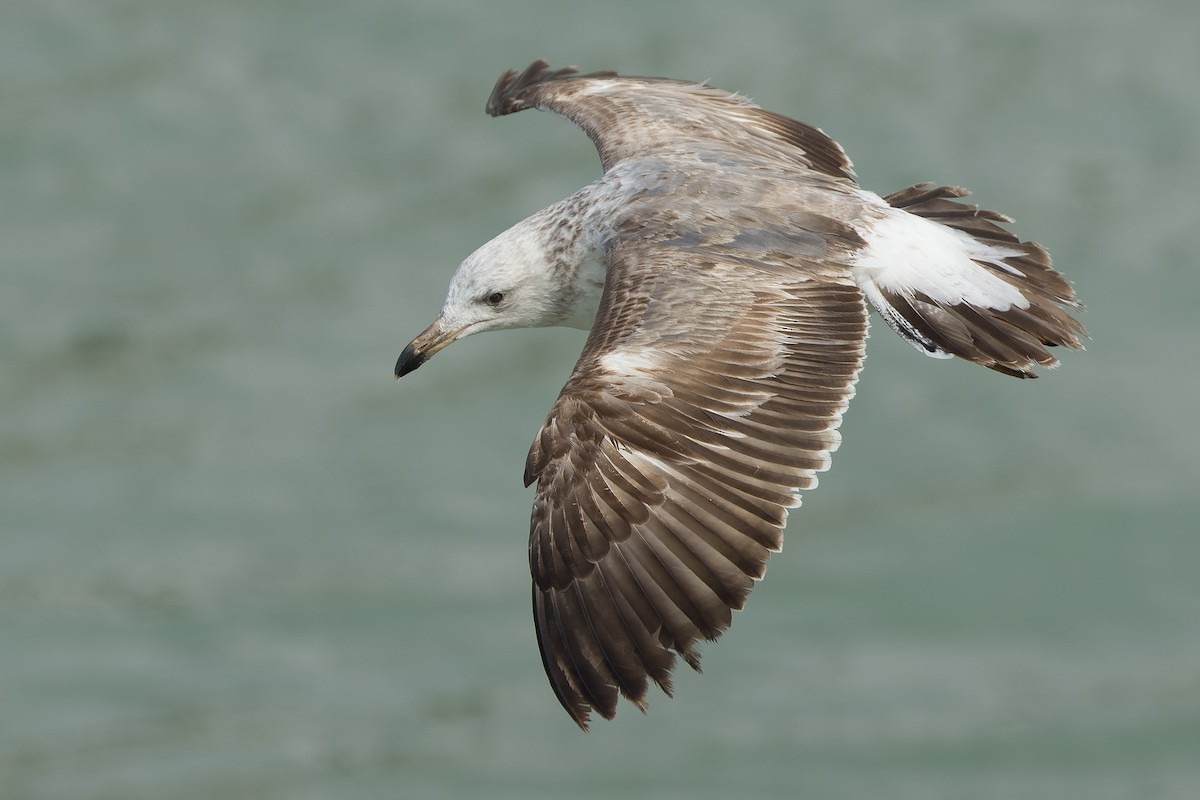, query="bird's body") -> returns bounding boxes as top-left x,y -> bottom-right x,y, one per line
396,61 -> 1084,729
